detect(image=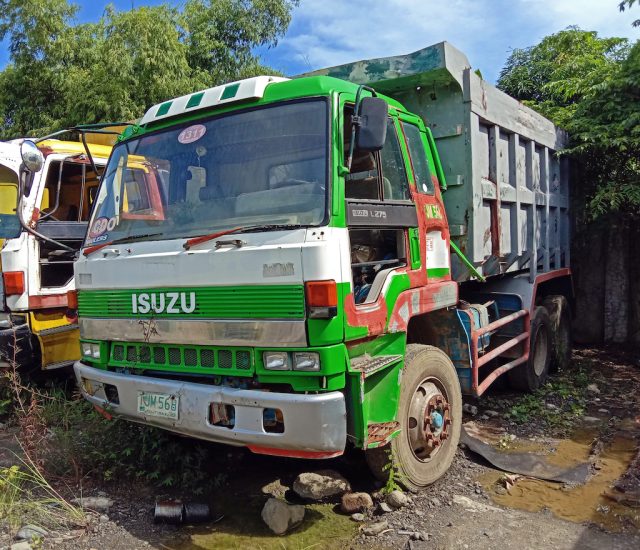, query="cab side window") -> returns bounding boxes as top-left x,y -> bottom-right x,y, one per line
402,122 -> 434,194
381,120 -> 410,201
344,109 -> 410,202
